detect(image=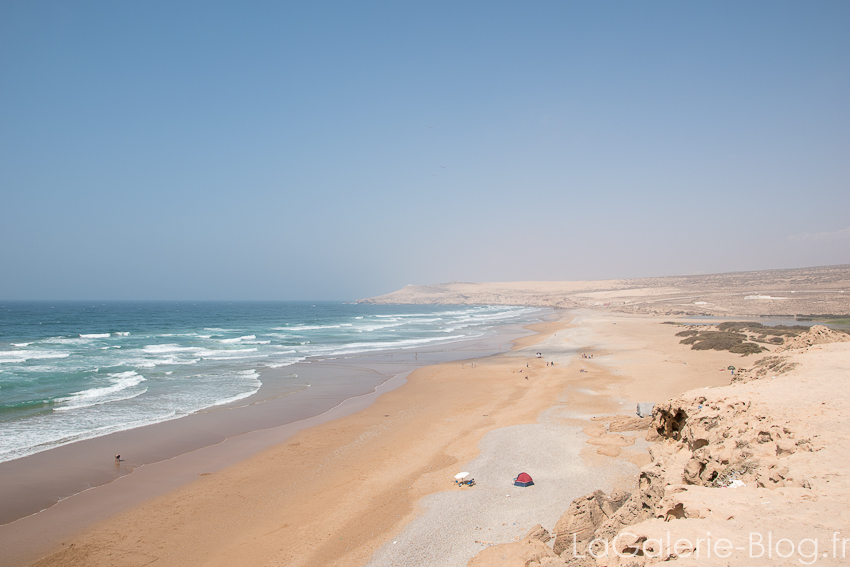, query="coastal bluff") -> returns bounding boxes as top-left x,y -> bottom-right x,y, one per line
465,326 -> 850,566
357,264 -> 850,317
